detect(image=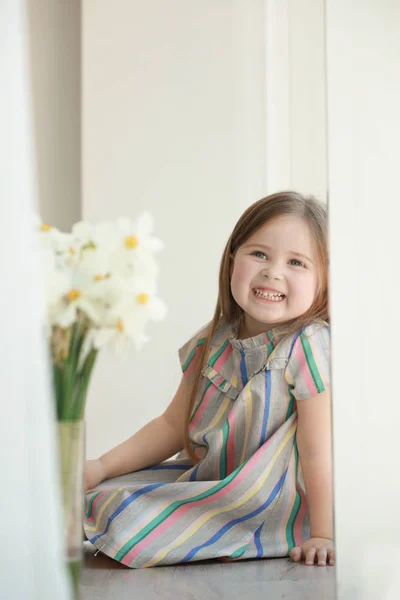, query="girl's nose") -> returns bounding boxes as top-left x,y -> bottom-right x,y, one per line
262,265 -> 283,280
